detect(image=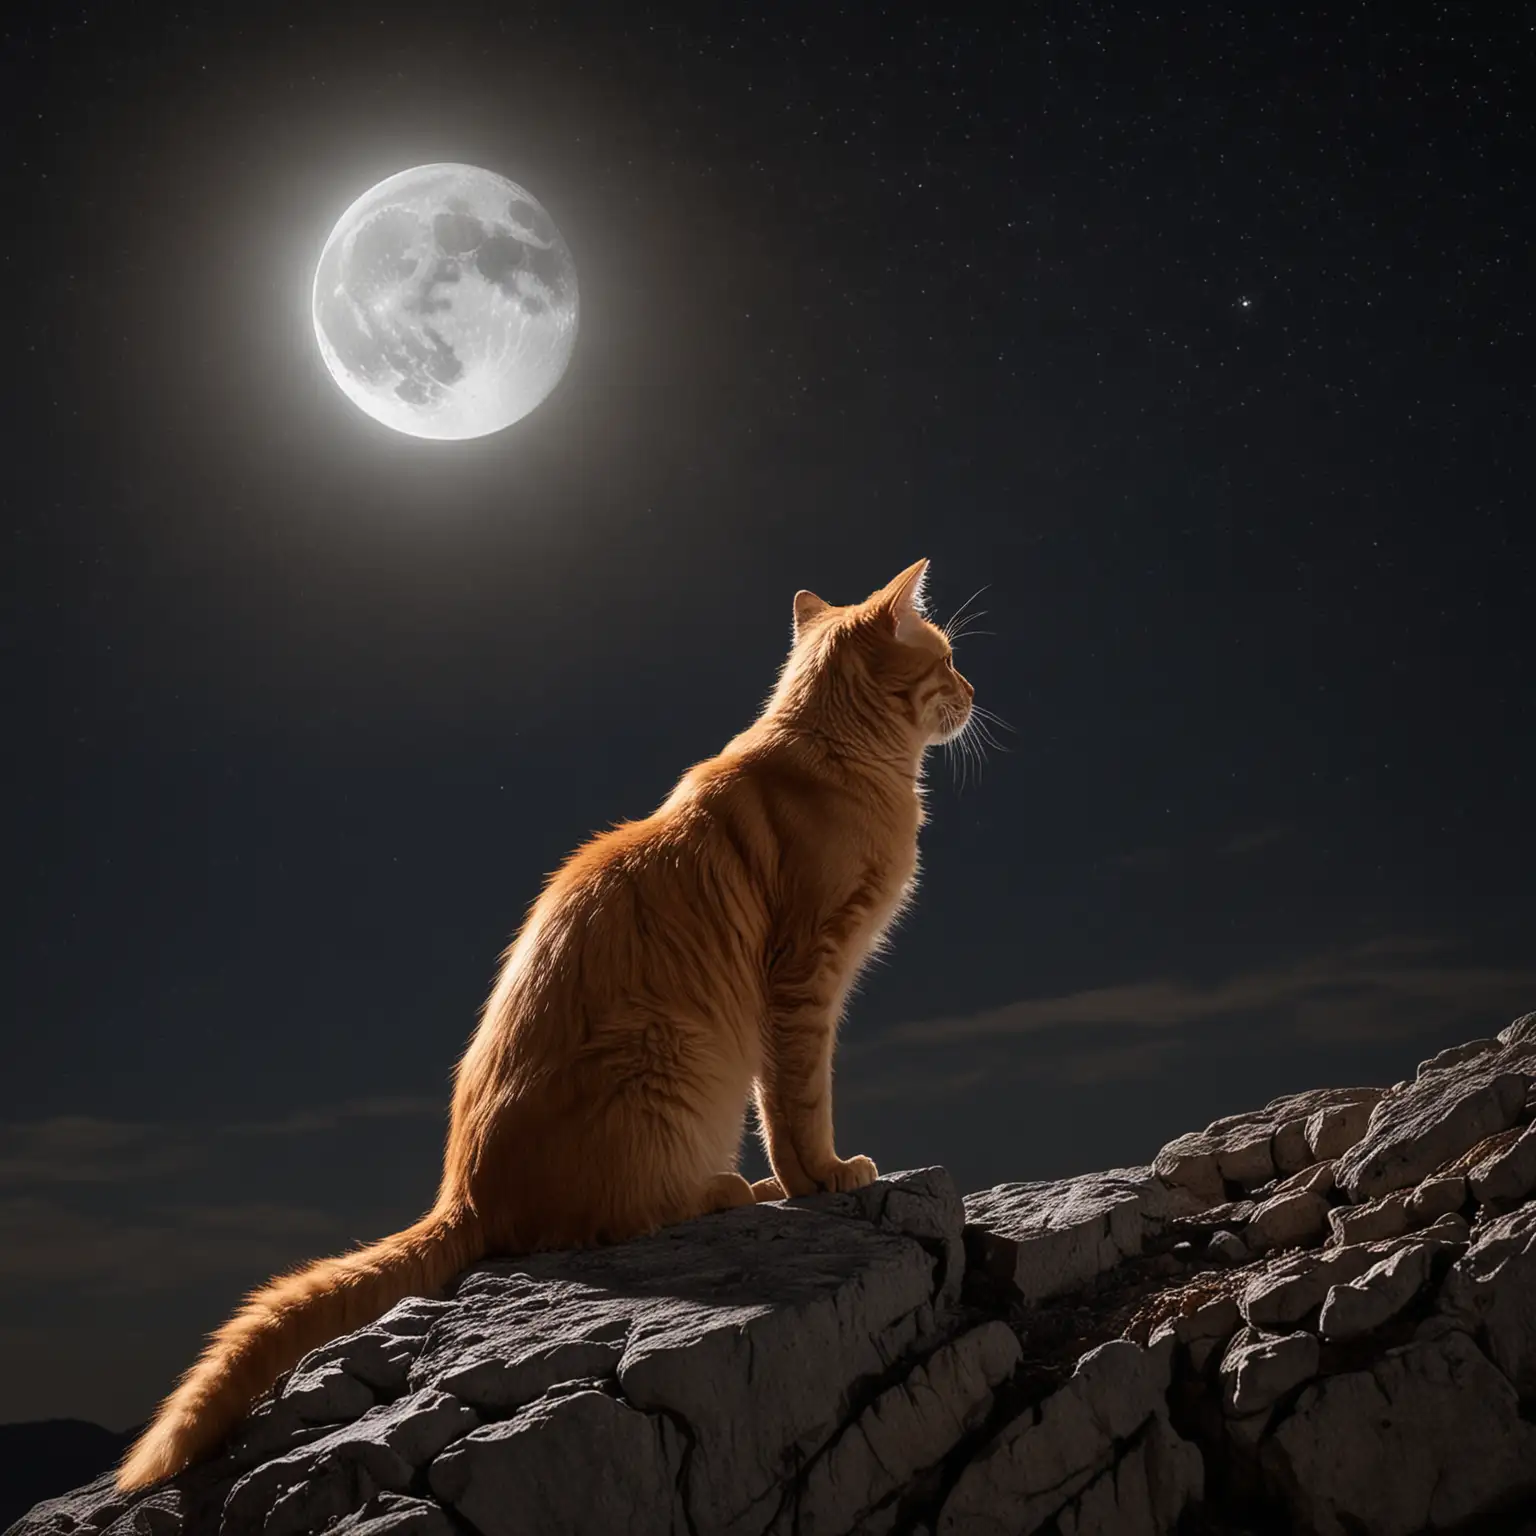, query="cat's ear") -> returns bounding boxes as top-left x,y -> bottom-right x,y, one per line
793,589 -> 830,641
875,558 -> 930,645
